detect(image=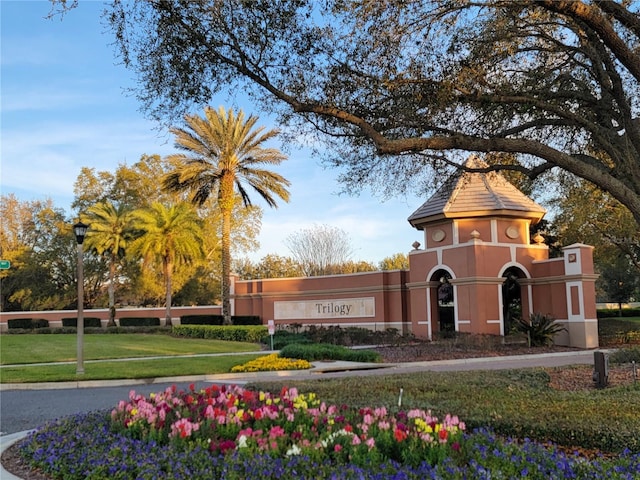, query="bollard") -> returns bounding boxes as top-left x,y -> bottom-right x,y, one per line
593,351 -> 609,389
